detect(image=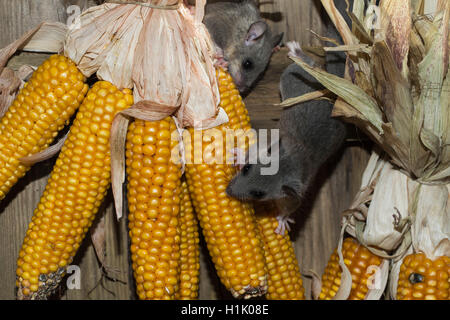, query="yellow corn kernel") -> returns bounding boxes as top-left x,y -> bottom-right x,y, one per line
175,179 -> 200,300
126,118 -> 183,300
319,237 -> 383,300
397,253 -> 449,300
254,204 -> 305,300
0,54 -> 88,201
16,81 -> 133,299
184,69 -> 267,299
